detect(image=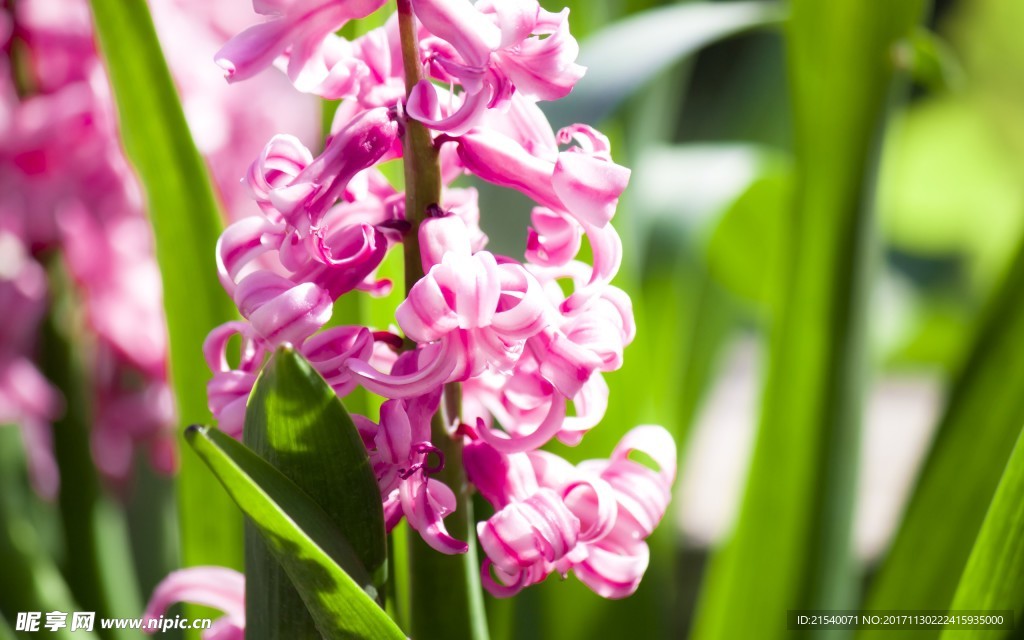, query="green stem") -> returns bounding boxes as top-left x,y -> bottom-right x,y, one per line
396,1 -> 489,638
42,258 -> 141,640
0,430 -> 99,640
